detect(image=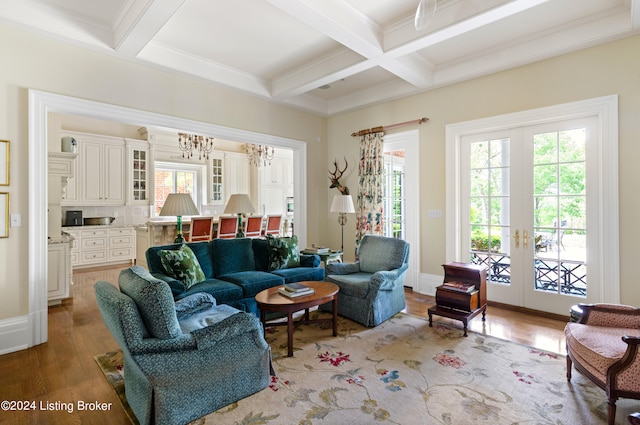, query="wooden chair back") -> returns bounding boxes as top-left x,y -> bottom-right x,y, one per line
244,215 -> 263,238
188,217 -> 214,242
216,216 -> 238,239
263,215 -> 282,236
